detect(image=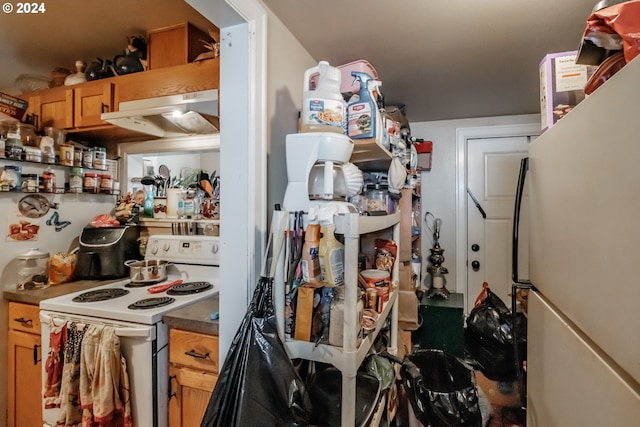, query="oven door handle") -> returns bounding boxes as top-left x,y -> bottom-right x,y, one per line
40,312 -> 154,339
